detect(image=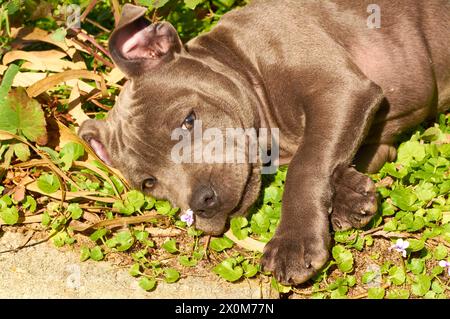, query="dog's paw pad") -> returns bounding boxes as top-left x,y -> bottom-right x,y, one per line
261,234 -> 329,285
331,165 -> 378,231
